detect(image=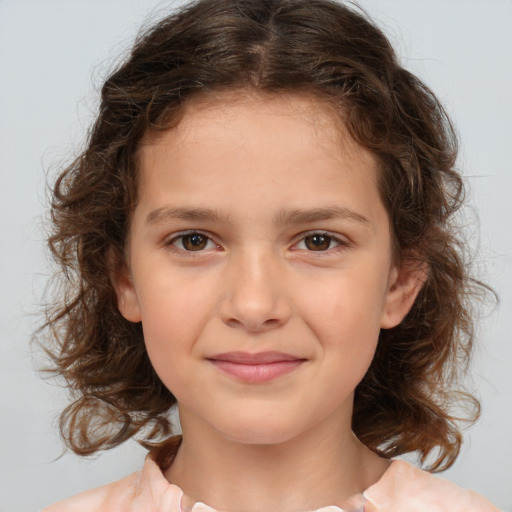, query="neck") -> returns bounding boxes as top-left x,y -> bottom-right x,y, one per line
165,408 -> 389,512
